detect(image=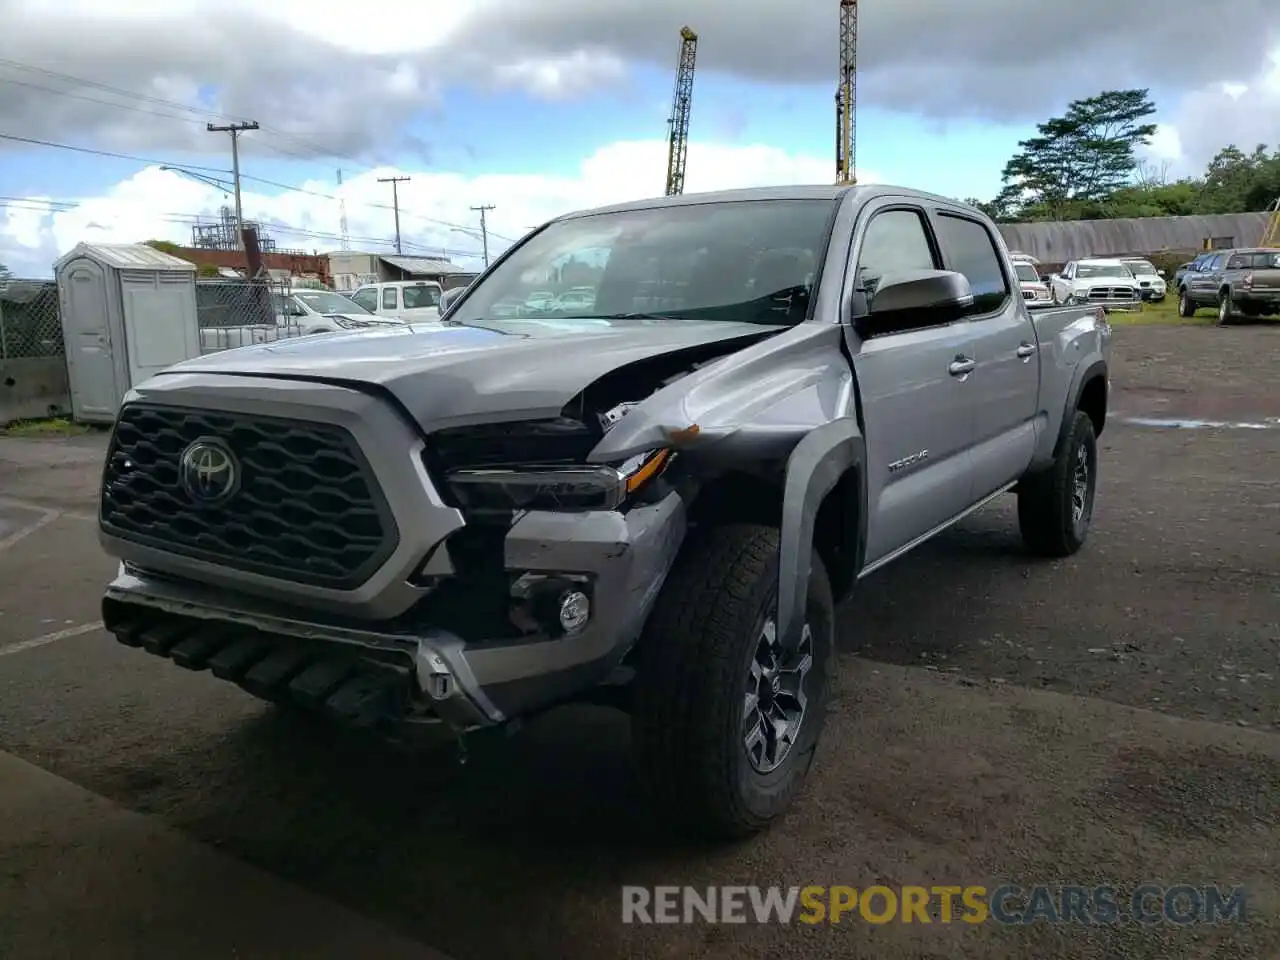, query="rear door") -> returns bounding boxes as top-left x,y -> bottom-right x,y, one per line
845,201 -> 980,565
930,208 -> 1038,499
